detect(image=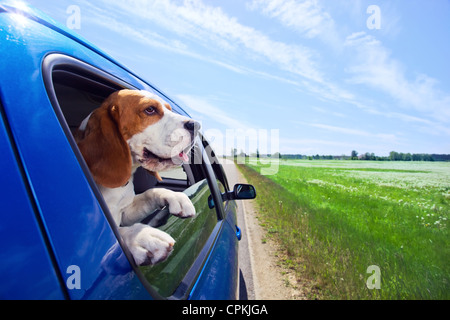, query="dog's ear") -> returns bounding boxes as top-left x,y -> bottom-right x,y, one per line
76,102 -> 132,188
